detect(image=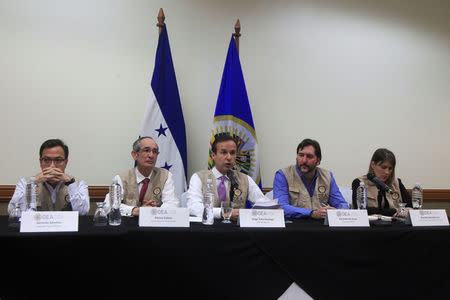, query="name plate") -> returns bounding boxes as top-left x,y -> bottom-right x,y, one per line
20,211 -> 79,232
406,209 -> 449,226
139,207 -> 189,227
239,209 -> 285,228
324,209 -> 369,227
